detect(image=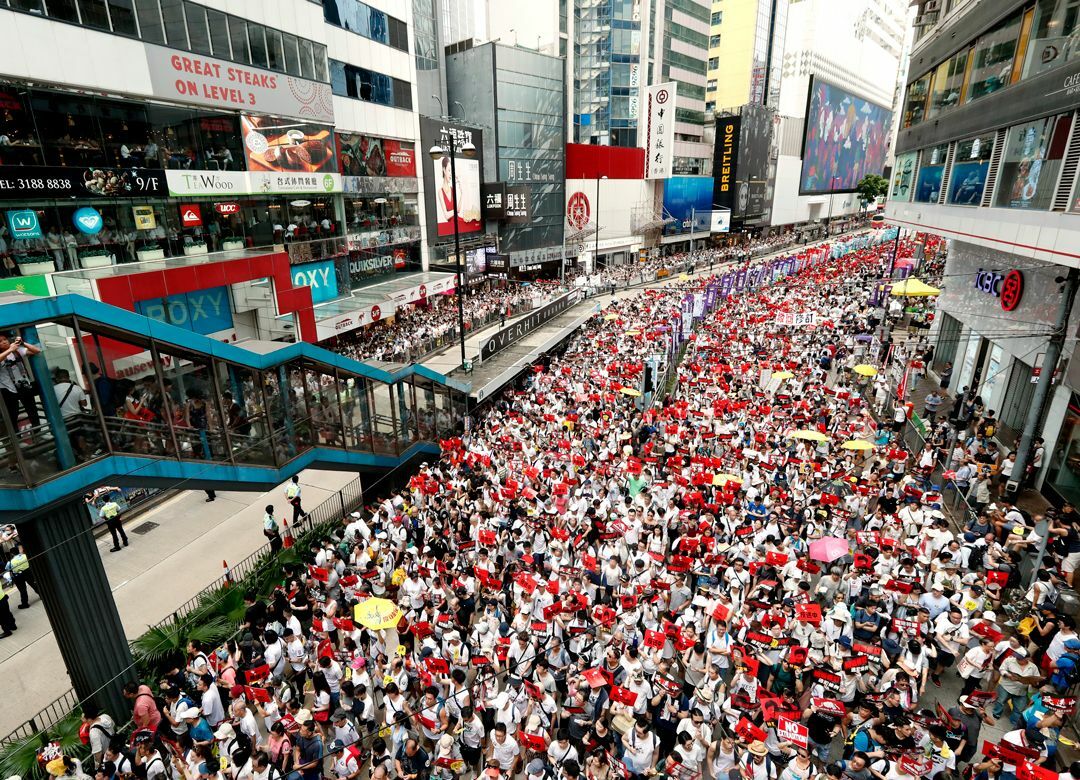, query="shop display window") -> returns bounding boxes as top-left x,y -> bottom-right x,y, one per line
1023,0 -> 1080,79
995,113 -> 1073,210
947,134 -> 994,206
966,12 -> 1024,102
927,48 -> 970,118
